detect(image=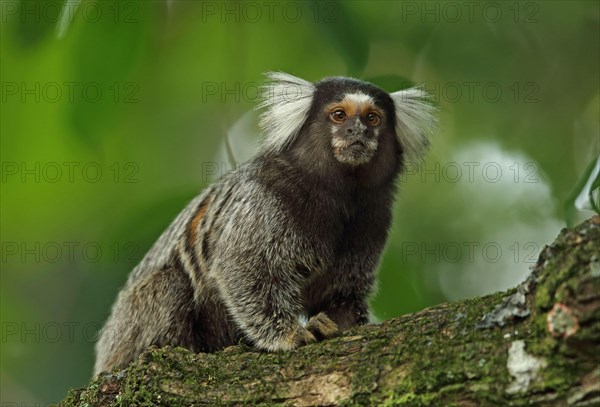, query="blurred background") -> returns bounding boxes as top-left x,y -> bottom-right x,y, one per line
1,0 -> 599,404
